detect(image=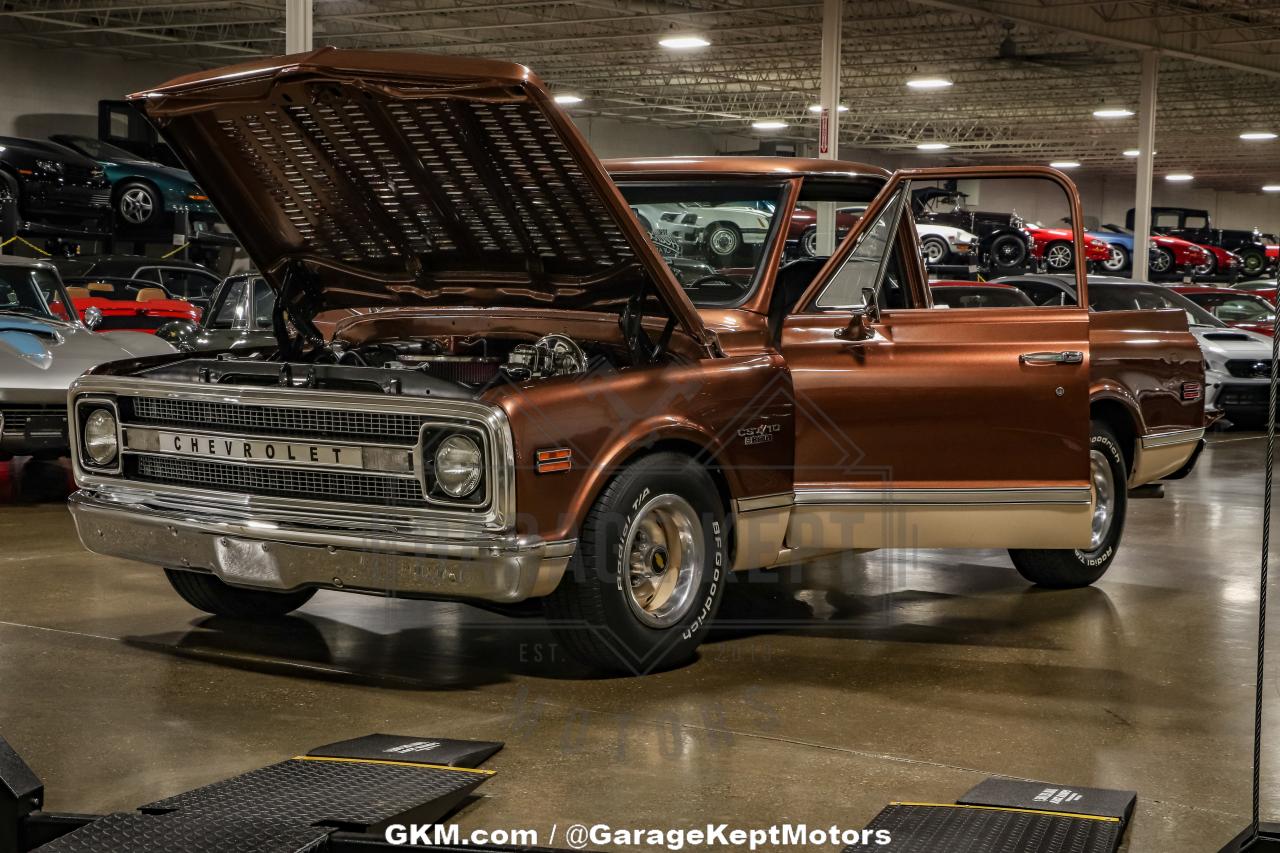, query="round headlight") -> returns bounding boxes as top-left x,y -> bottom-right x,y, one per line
83,408 -> 119,466
434,434 -> 482,498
